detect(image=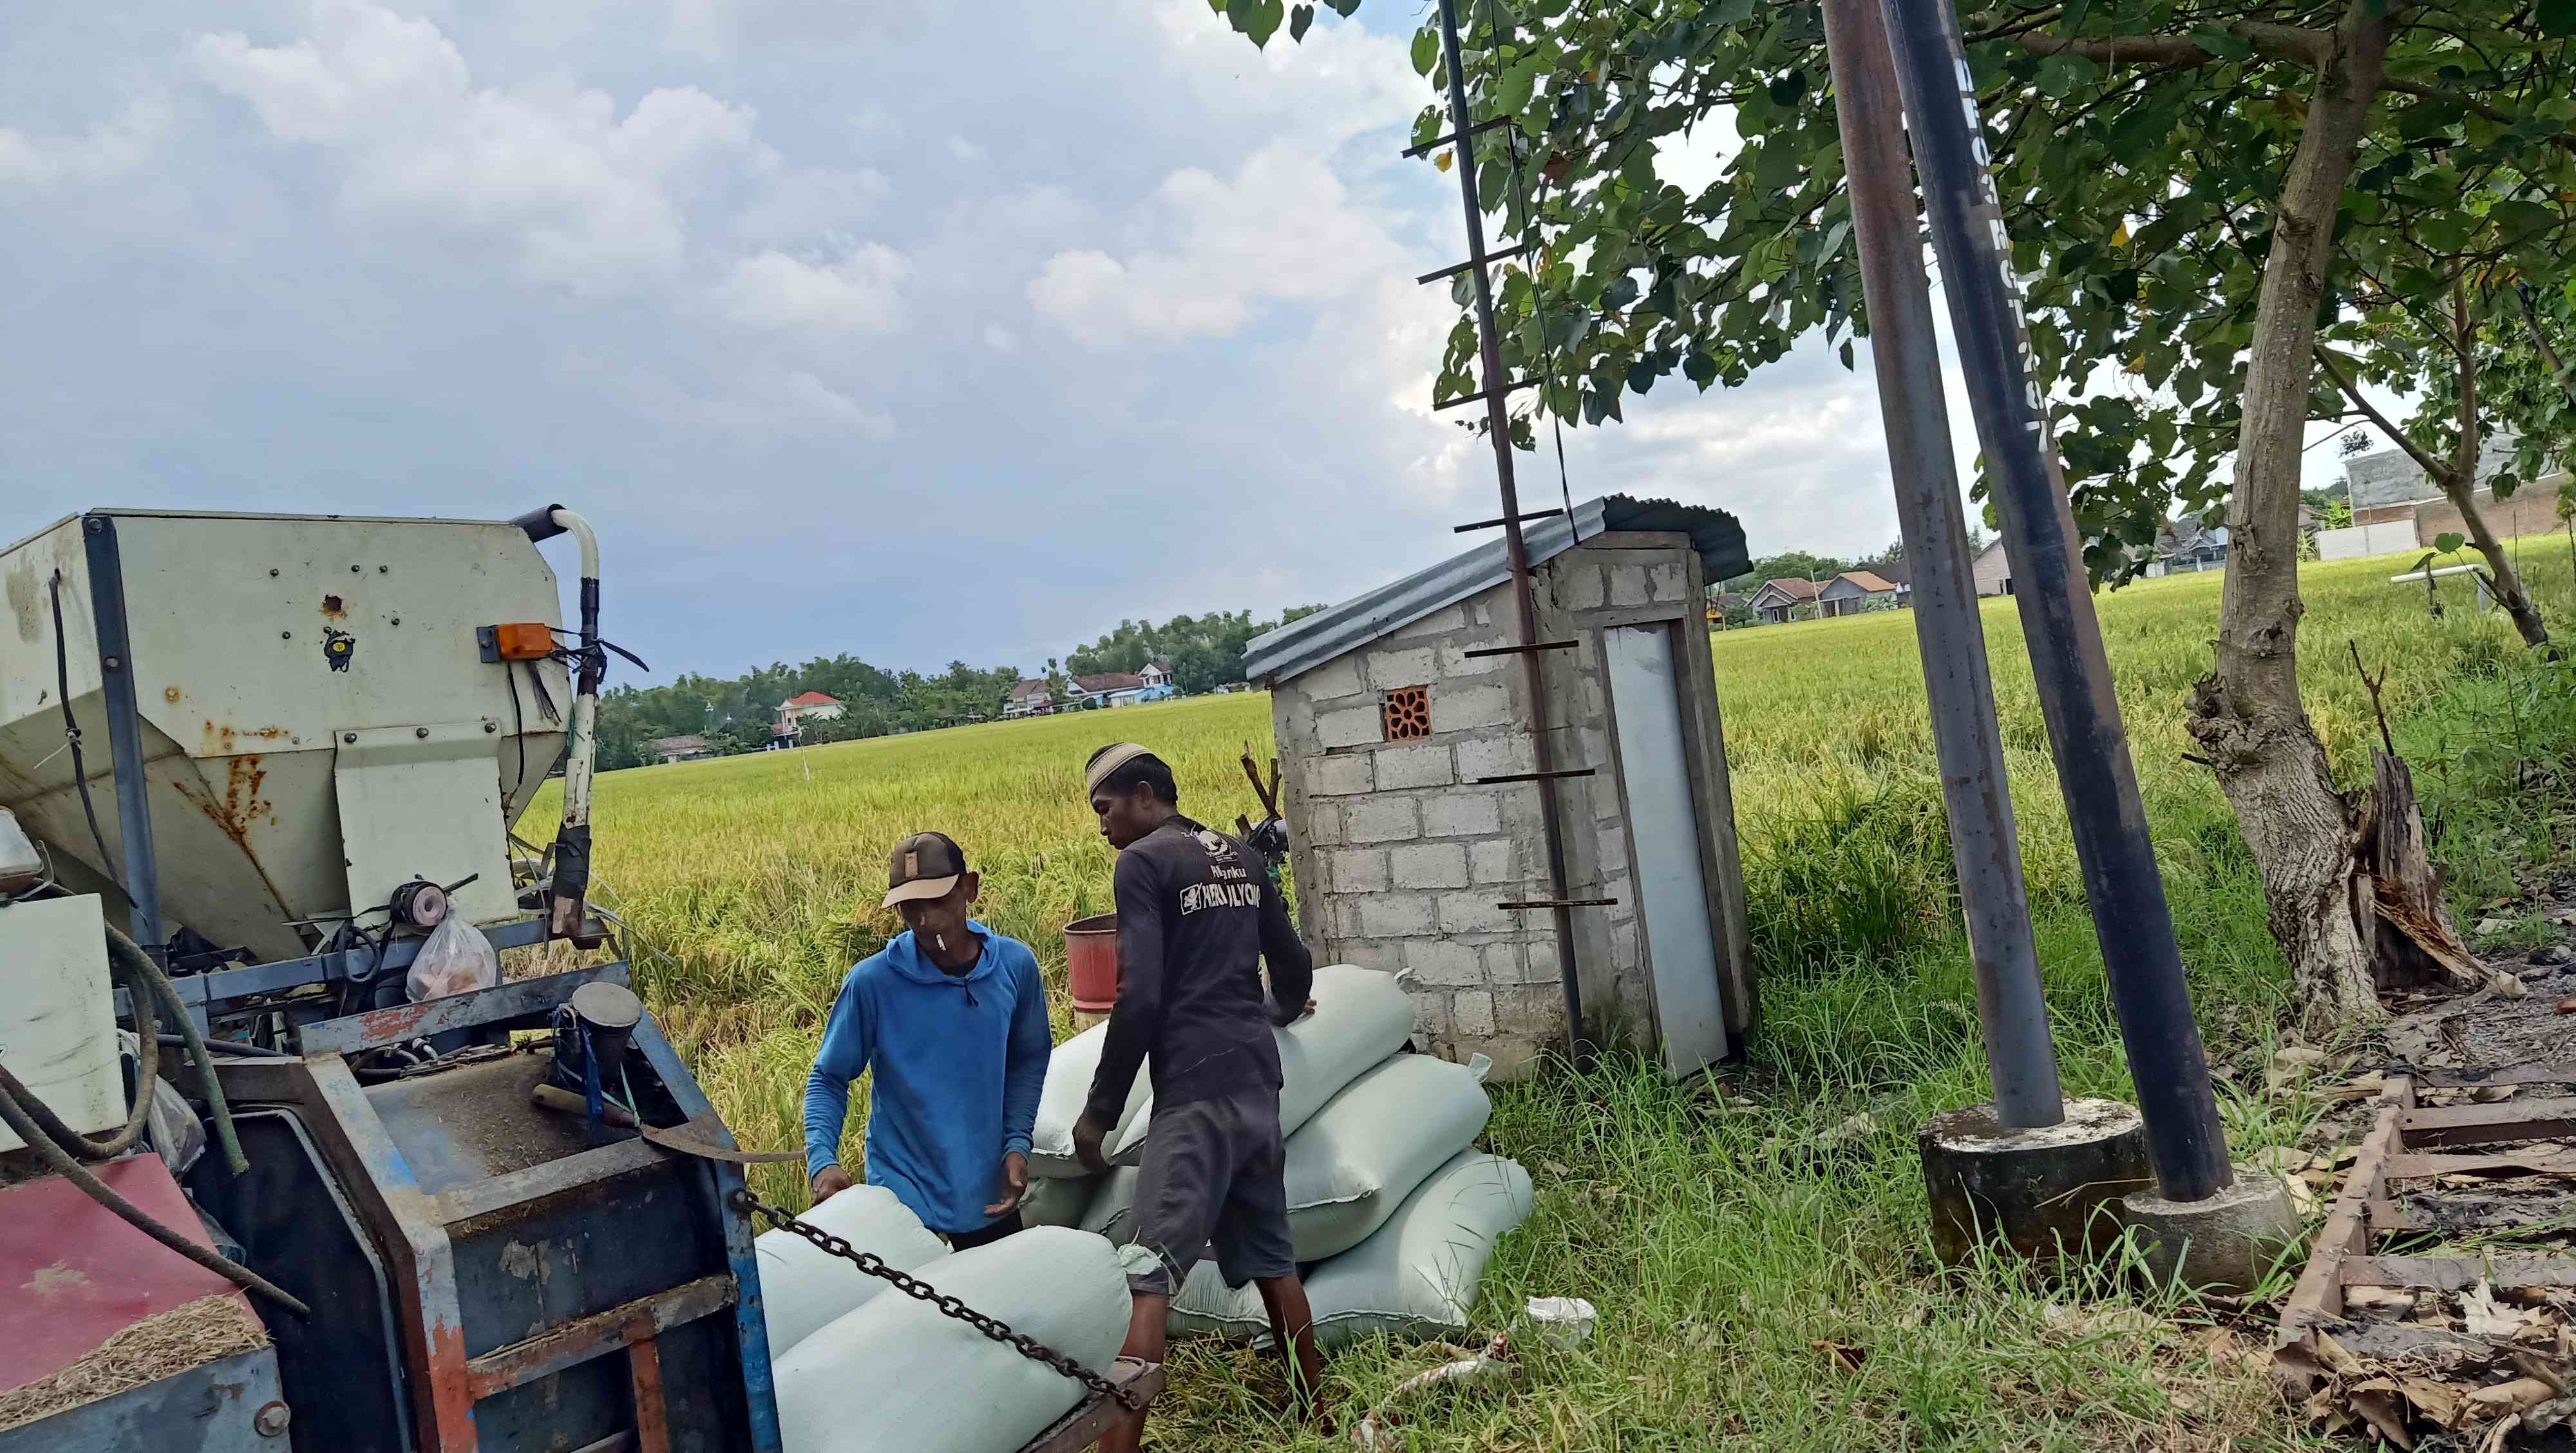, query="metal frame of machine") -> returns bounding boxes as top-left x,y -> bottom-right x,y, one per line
6,508 -> 786,1453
